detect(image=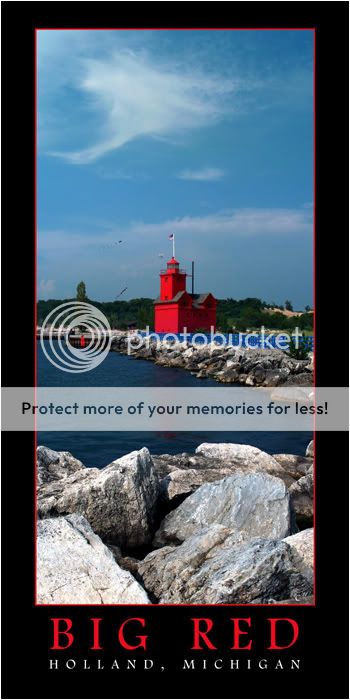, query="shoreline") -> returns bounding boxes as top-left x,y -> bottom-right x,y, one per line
110,332 -> 314,388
